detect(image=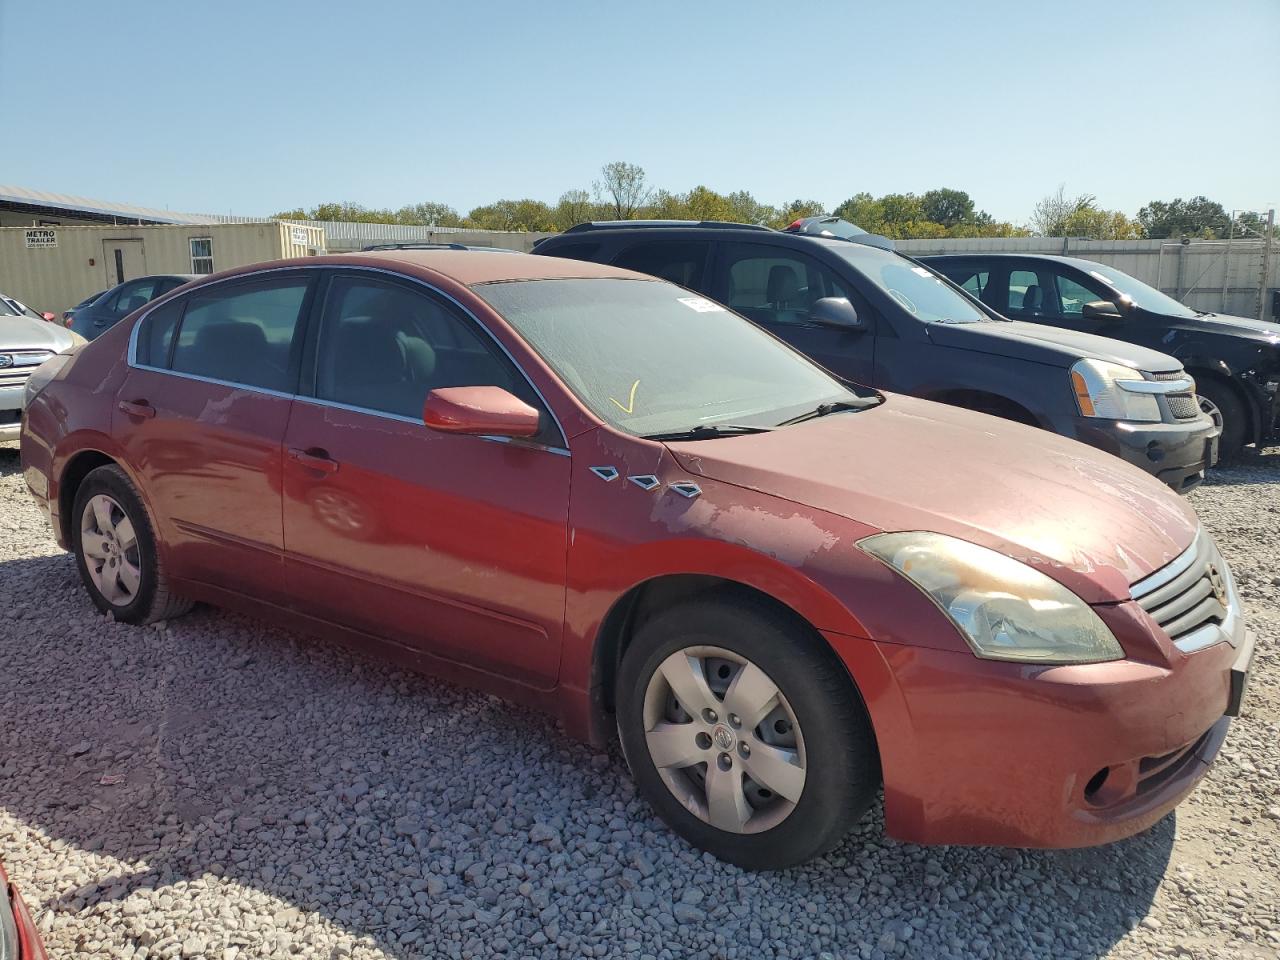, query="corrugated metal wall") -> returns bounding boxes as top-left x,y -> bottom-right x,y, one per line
285,220 -> 553,252
897,237 -> 1279,319
0,222 -> 325,313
